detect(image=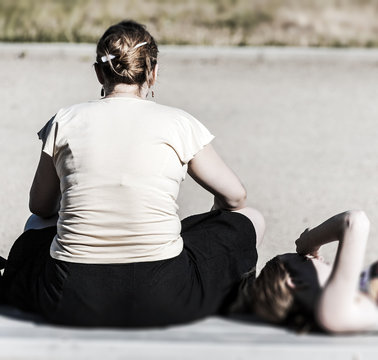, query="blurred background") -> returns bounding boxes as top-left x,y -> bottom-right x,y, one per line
1,0 -> 378,47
